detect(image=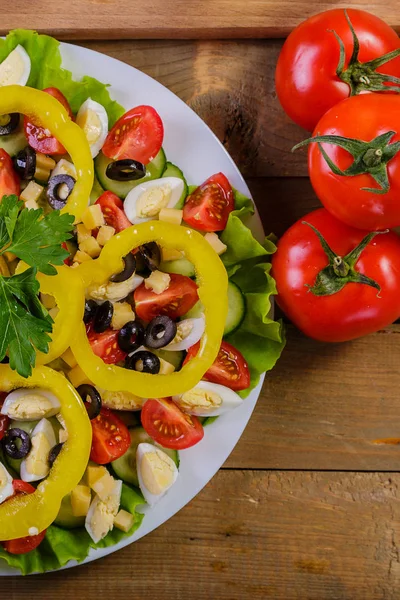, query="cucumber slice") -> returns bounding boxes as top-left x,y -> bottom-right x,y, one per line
162,162 -> 188,208
111,426 -> 179,487
0,120 -> 27,157
184,300 -> 204,320
224,281 -> 246,335
90,174 -> 105,205
153,349 -> 184,370
94,148 -> 166,199
54,493 -> 85,529
160,258 -> 195,278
